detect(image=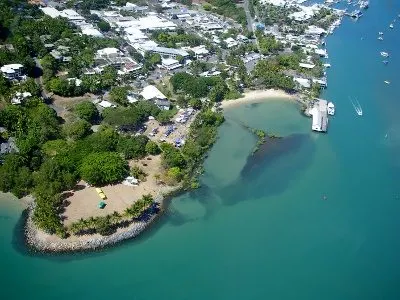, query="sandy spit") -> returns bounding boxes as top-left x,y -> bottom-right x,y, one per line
221,89 -> 296,109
